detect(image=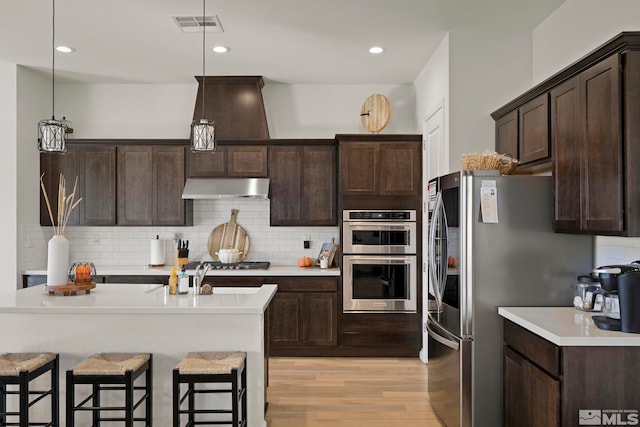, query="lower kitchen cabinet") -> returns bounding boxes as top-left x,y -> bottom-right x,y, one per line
339,312 -> 421,357
267,277 -> 338,355
504,319 -> 640,427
